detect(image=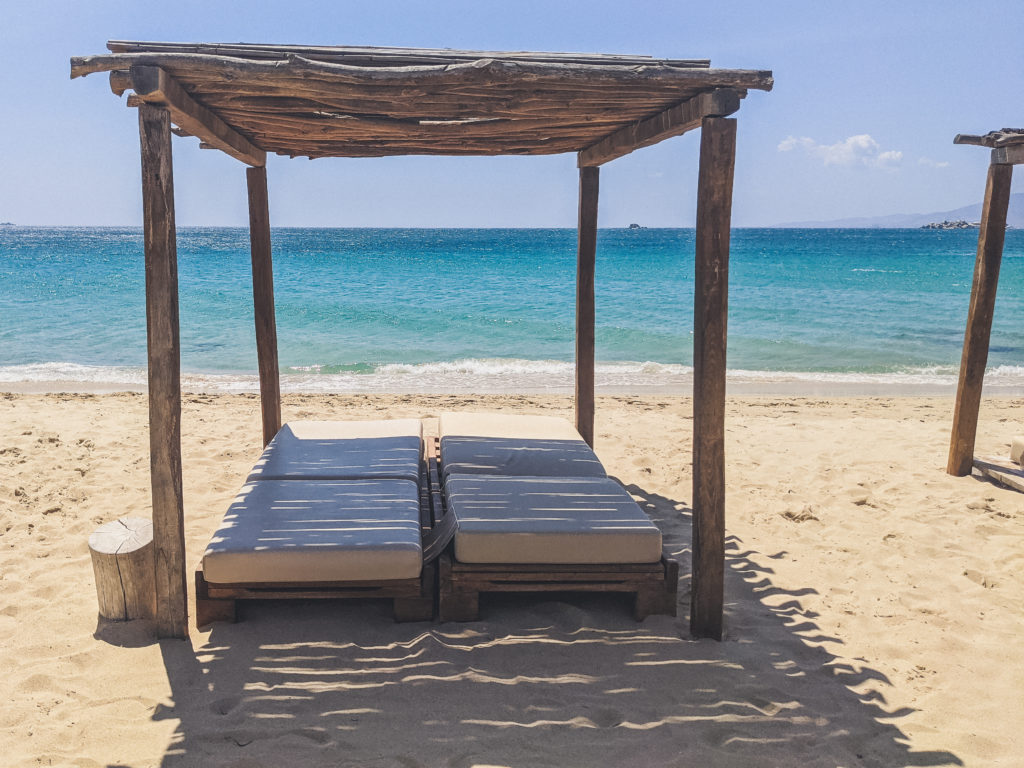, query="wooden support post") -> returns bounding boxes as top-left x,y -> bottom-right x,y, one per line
246,165 -> 282,446
575,165 -> 599,447
947,162 -> 1014,476
139,104 -> 188,639
691,116 -> 736,640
